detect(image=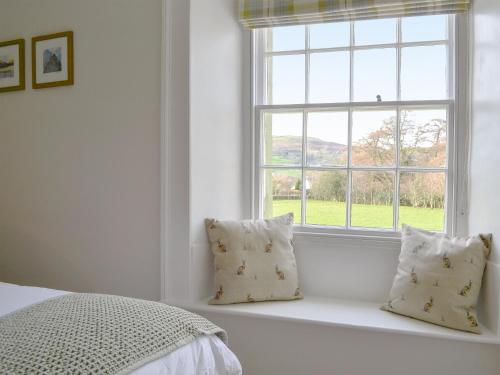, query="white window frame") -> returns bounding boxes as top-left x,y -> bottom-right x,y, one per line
251,15 -> 470,238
